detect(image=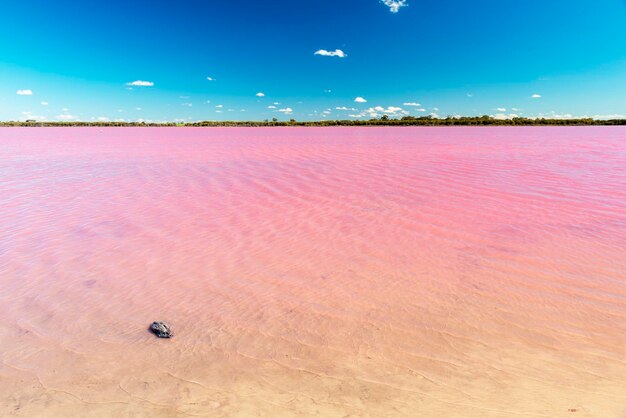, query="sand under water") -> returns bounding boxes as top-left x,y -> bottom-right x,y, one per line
0,127 -> 625,417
